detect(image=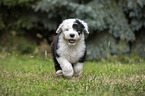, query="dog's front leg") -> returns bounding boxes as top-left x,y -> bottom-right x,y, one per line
73,62 -> 83,77
56,57 -> 73,78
